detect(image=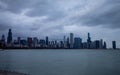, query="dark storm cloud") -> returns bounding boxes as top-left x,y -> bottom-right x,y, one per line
0,0 -> 32,13
0,0 -> 120,29
25,0 -> 66,21
0,12 -> 13,31
0,0 -> 120,47
72,0 -> 120,28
